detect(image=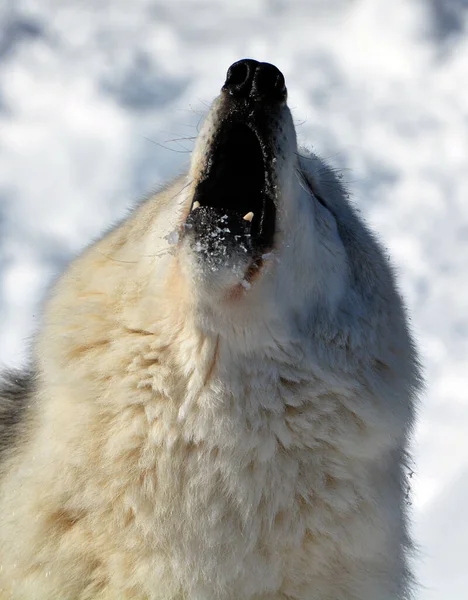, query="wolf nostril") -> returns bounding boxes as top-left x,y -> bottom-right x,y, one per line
223,59 -> 287,104
223,59 -> 259,99
253,63 -> 286,102
225,61 -> 252,88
